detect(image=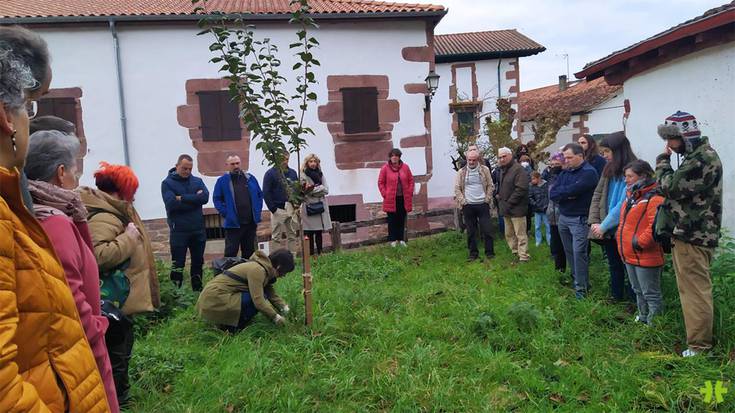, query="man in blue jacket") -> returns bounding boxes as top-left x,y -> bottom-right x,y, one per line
549,143 -> 599,299
161,154 -> 210,291
263,152 -> 299,252
214,155 -> 264,260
